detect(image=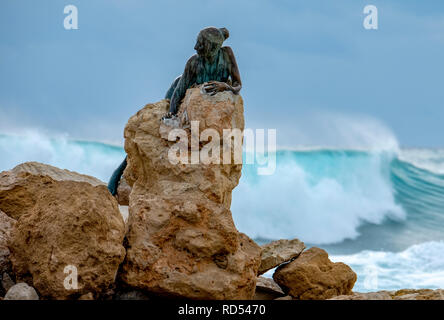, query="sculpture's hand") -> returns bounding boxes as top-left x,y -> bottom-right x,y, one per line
203,81 -> 230,96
